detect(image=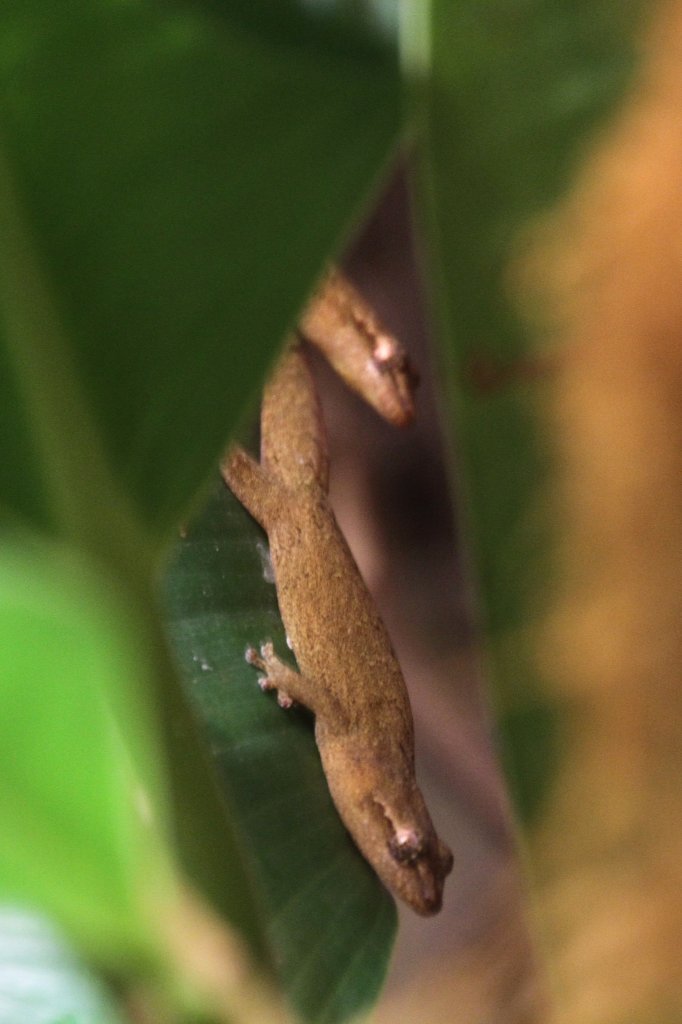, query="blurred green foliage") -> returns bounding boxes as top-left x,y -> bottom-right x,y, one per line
0,1 -> 400,1021
0,0 -> 644,1021
416,0 -> 641,818
0,537 -> 169,961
